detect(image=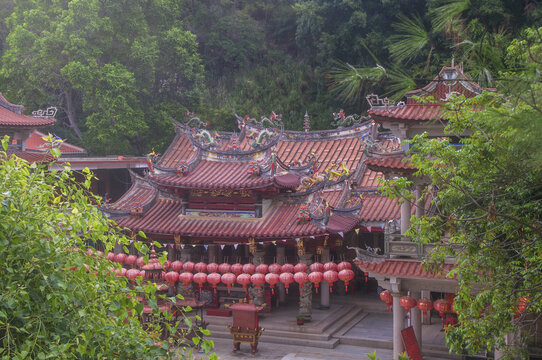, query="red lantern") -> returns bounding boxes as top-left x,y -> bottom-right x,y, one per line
308,271 -> 323,293
379,290 -> 393,312
136,256 -> 146,268
309,262 -> 324,273
243,263 -> 256,275
279,272 -> 294,294
139,270 -> 145,279
164,271 -> 179,286
400,296 -> 418,318
207,272 -> 221,293
364,271 -> 369,283
445,293 -> 456,312
126,268 -> 140,282
255,264 -> 269,274
163,260 -> 171,271
337,261 -> 352,271
417,298 -> 433,317
268,263 -> 281,274
323,262 -> 337,272
265,273 -> 280,294
281,263 -> 294,273
183,261 -> 195,272
230,263 -> 243,275
178,272 -> 193,288
294,263 -> 308,273
194,262 -> 207,273
516,296 -> 529,317
96,251 -> 104,258
207,263 -> 219,273
106,252 -> 116,262
115,253 -> 127,264
434,299 -> 451,327
294,272 -> 309,294
85,248 -> 94,256
221,273 -> 236,294
237,274 -> 251,294
193,272 -> 207,289
170,260 -> 183,272
251,273 -> 266,294
338,269 -> 355,292
115,267 -> 127,278
323,270 -> 338,293
125,255 -> 137,267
